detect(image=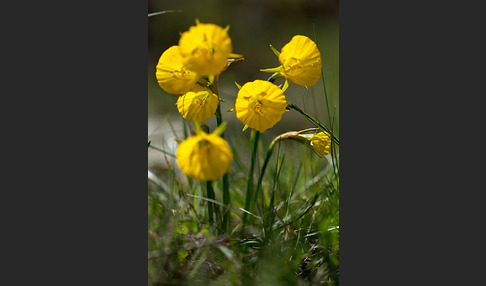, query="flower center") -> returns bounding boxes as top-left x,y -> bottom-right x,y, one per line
283,57 -> 304,77
252,102 -> 264,116
250,94 -> 265,116
197,139 -> 211,153
195,91 -> 210,106
172,67 -> 193,80
191,34 -> 216,61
